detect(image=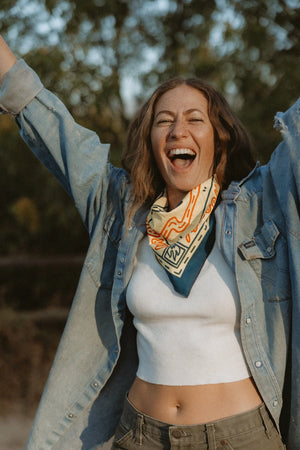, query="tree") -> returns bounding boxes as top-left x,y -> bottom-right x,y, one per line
141,0 -> 300,161
0,0 -> 299,254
